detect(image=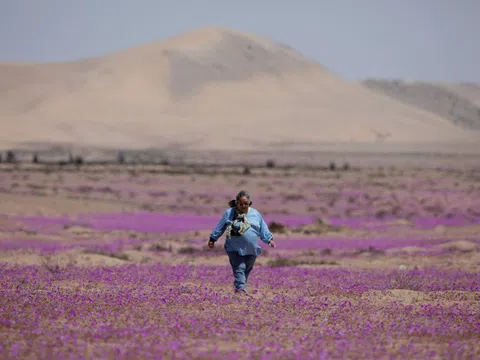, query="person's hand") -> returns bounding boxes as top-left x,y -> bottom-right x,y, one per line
208,240 -> 215,248
268,240 -> 276,248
